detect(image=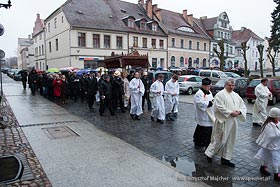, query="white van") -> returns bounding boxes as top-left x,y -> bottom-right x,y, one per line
198,70 -> 228,84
